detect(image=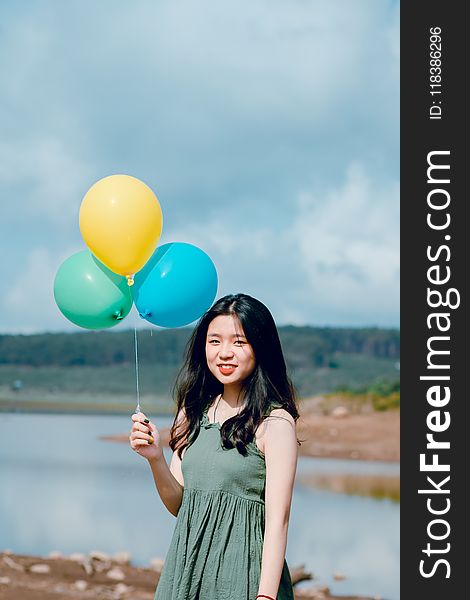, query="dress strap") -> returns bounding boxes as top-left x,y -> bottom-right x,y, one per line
263,401 -> 284,417
212,394 -> 223,423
